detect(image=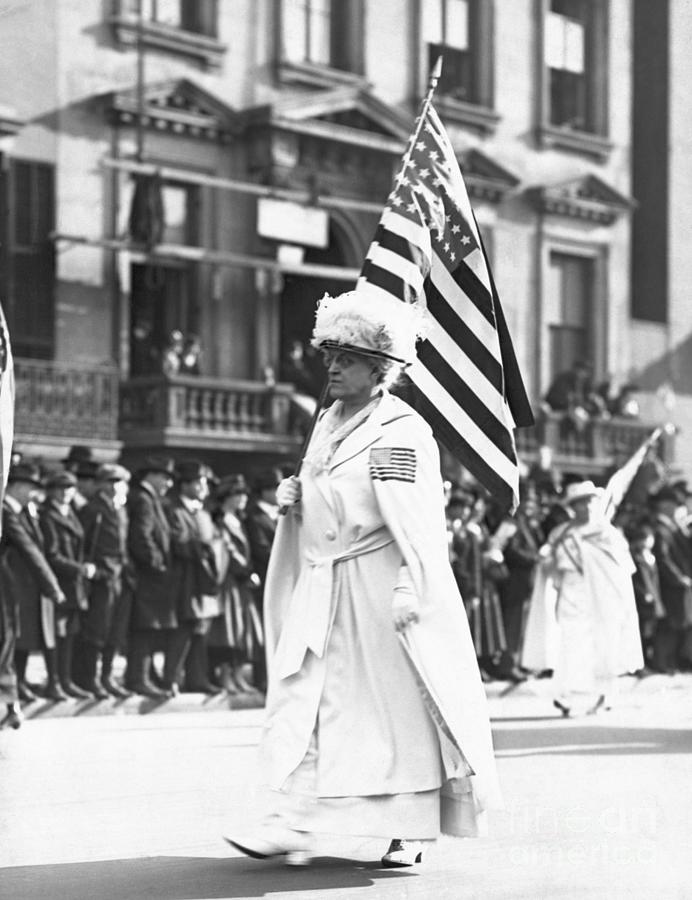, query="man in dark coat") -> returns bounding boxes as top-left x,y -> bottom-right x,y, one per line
76,463 -> 131,699
40,471 -> 97,699
62,445 -> 99,512
244,468 -> 282,692
6,465 -> 68,703
499,491 -> 544,674
1,465 -> 66,727
126,456 -> 175,698
650,486 -> 692,672
163,460 -> 222,694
